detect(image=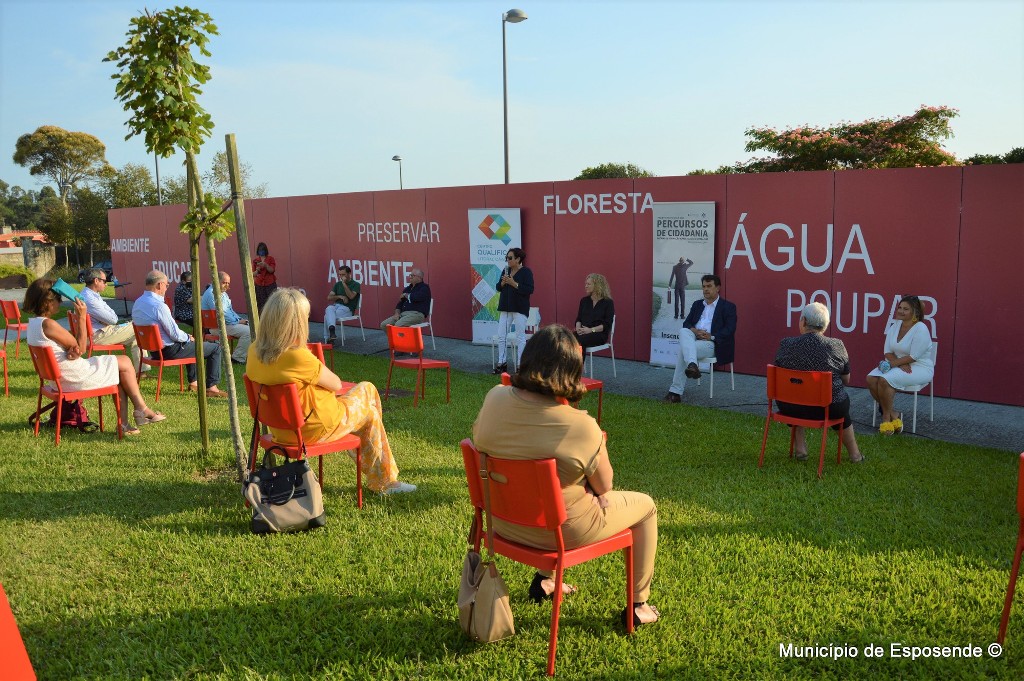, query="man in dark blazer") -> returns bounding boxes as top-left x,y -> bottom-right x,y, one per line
664,274 -> 737,402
